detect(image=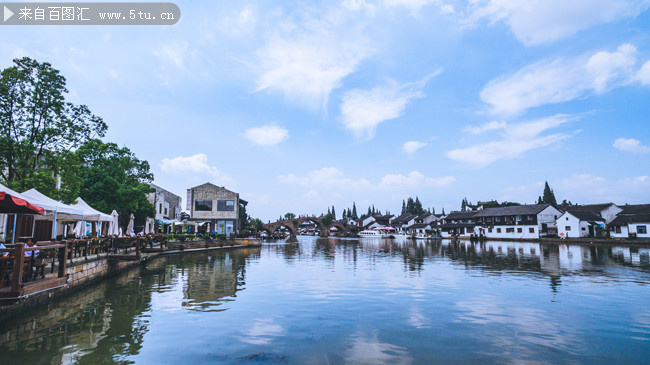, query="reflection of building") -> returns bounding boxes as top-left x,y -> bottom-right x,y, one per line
148,183 -> 182,220
187,183 -> 247,234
